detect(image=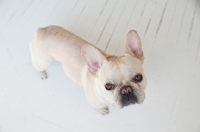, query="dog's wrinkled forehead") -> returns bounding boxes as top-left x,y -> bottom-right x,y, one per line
120,55 -> 143,74
99,55 -> 143,83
